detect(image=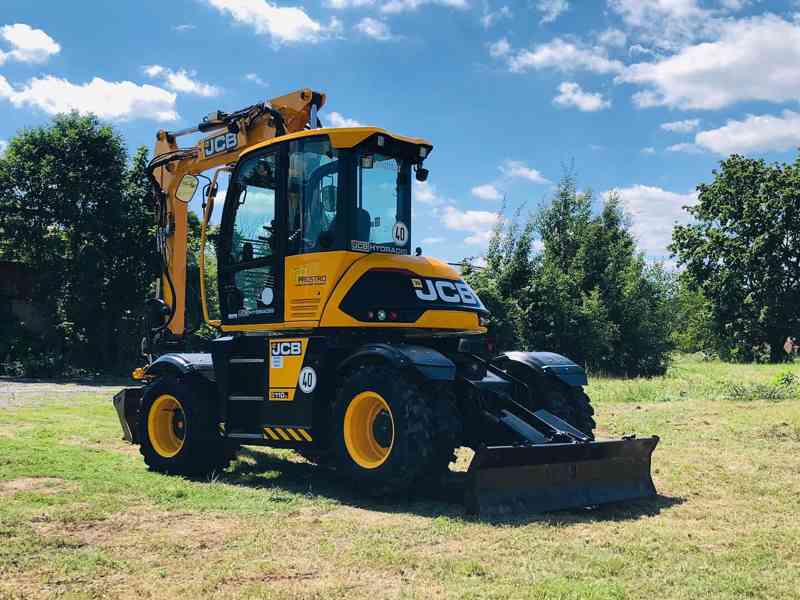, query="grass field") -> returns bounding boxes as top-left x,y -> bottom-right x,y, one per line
1,355 -> 799,599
